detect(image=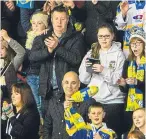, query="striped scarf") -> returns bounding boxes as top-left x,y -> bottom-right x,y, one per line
126,56 -> 146,111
